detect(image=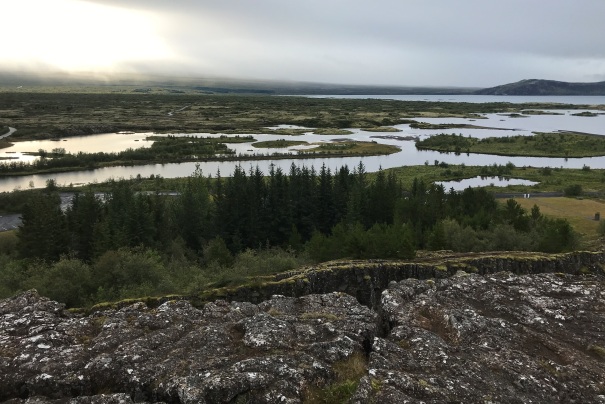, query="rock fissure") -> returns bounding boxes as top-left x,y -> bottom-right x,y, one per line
191,250 -> 605,312
1,252 -> 605,402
